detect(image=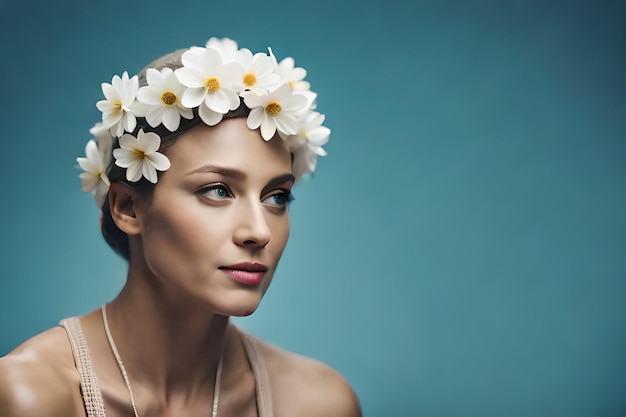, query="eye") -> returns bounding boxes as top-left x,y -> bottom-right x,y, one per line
262,190 -> 295,208
197,184 -> 232,201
